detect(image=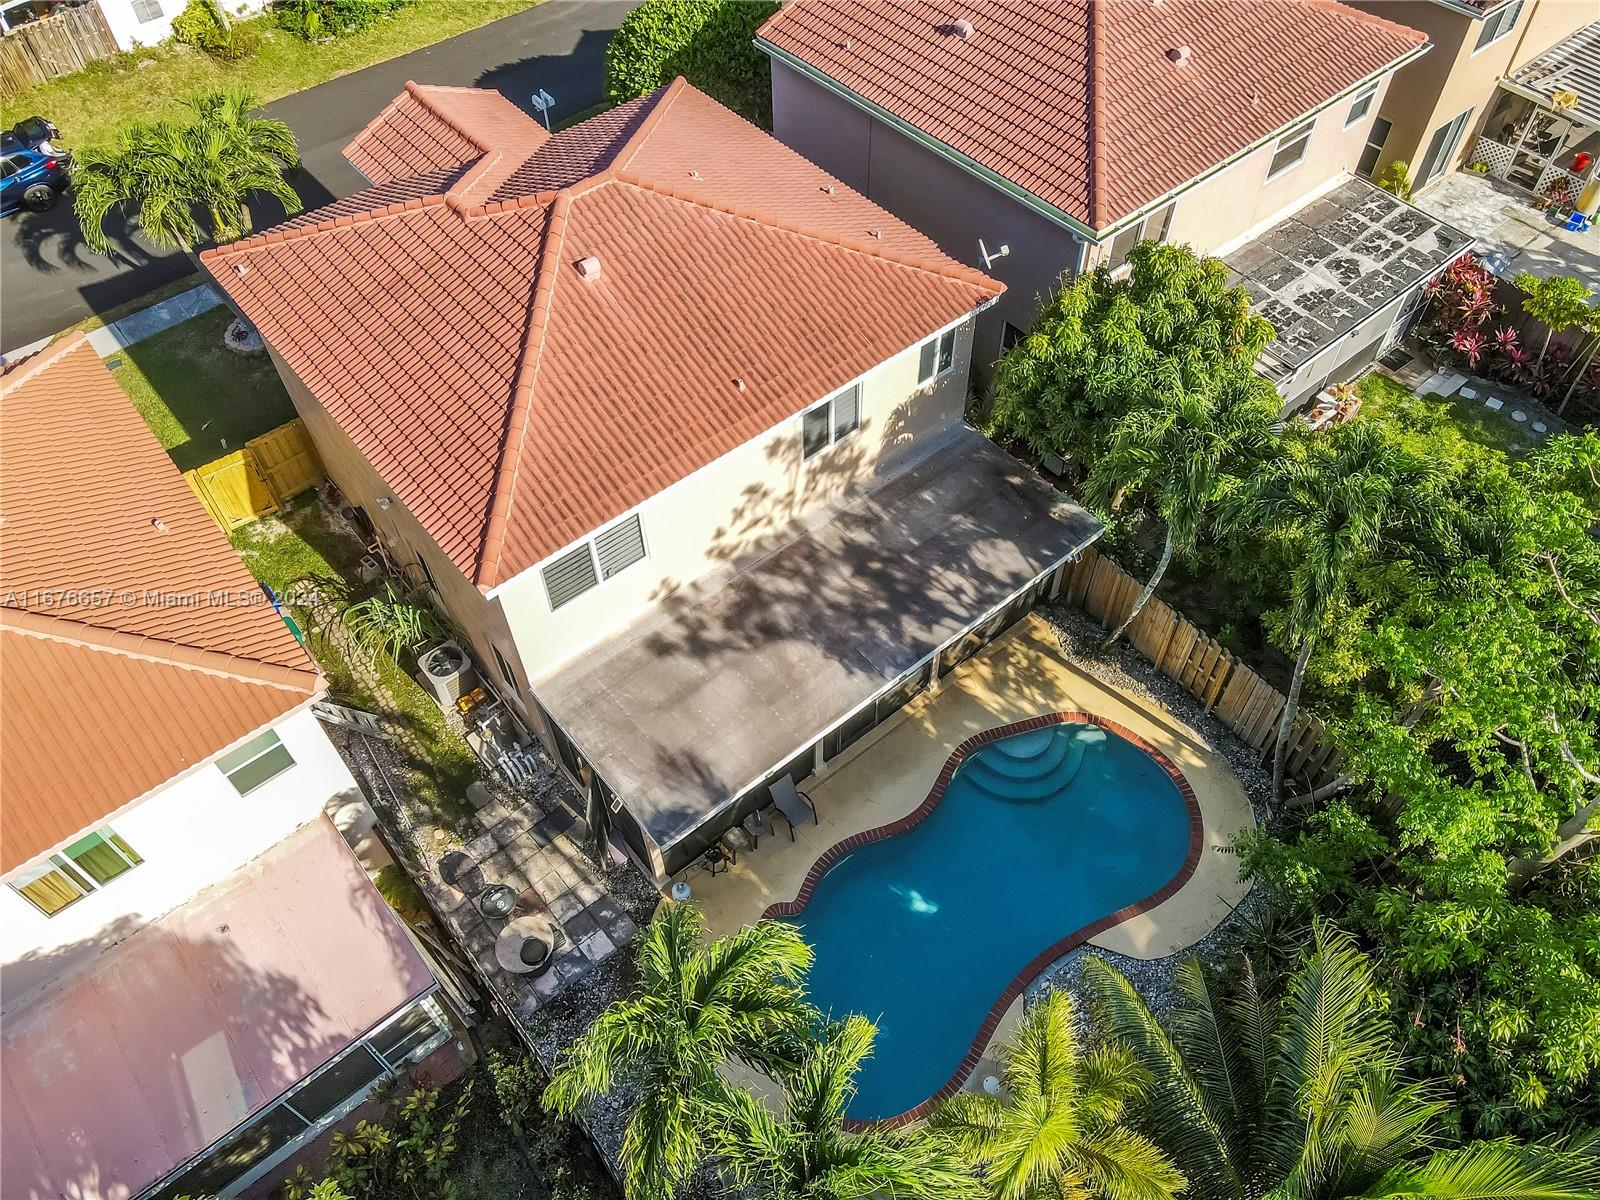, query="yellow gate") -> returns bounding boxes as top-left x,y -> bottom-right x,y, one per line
183,419 -> 325,530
